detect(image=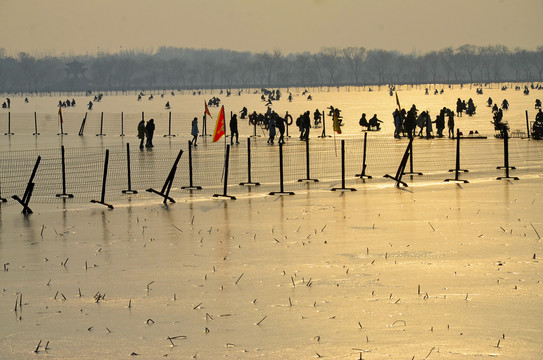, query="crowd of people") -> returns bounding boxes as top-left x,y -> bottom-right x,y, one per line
391,105 -> 456,139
